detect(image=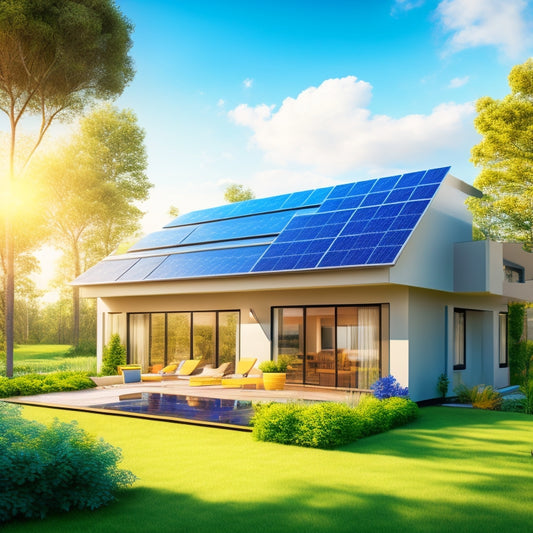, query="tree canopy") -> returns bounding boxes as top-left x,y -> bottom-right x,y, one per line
0,0 -> 134,375
224,183 -> 256,203
467,58 -> 533,247
38,104 -> 151,344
